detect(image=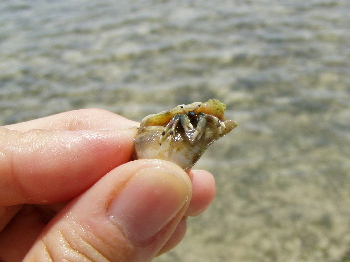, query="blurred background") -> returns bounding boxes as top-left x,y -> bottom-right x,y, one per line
1,0 -> 350,261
